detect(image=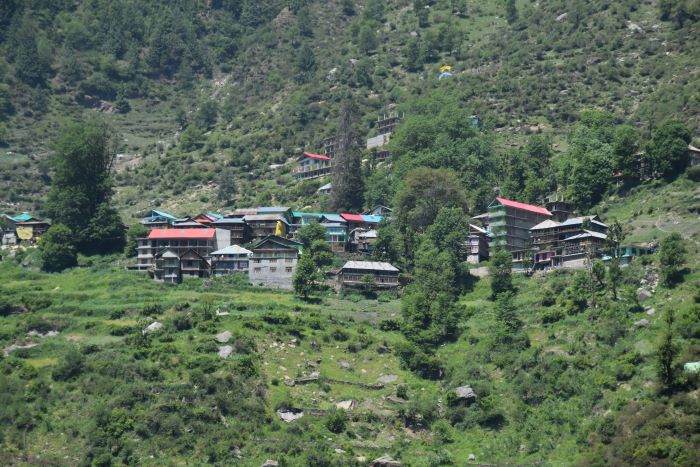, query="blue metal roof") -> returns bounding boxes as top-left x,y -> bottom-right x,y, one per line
360,215 -> 383,223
